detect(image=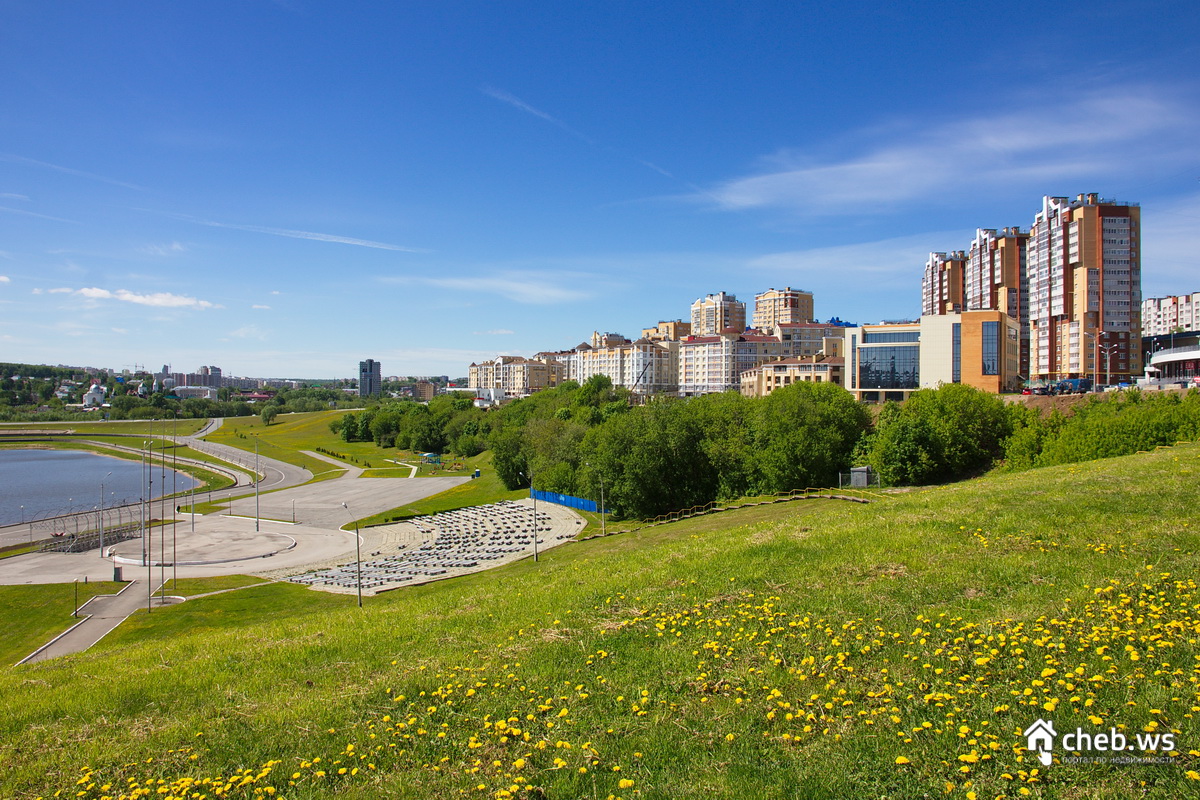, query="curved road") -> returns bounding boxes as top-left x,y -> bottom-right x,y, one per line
0,417 -> 312,548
